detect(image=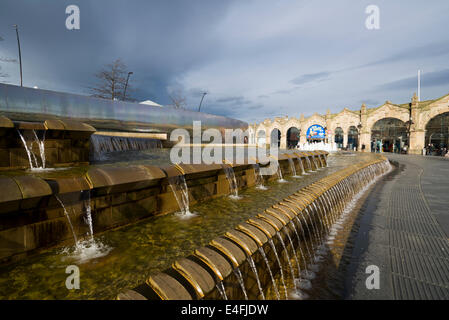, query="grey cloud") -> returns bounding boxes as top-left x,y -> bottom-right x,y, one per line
378,69 -> 449,91
290,72 -> 331,85
350,41 -> 449,71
